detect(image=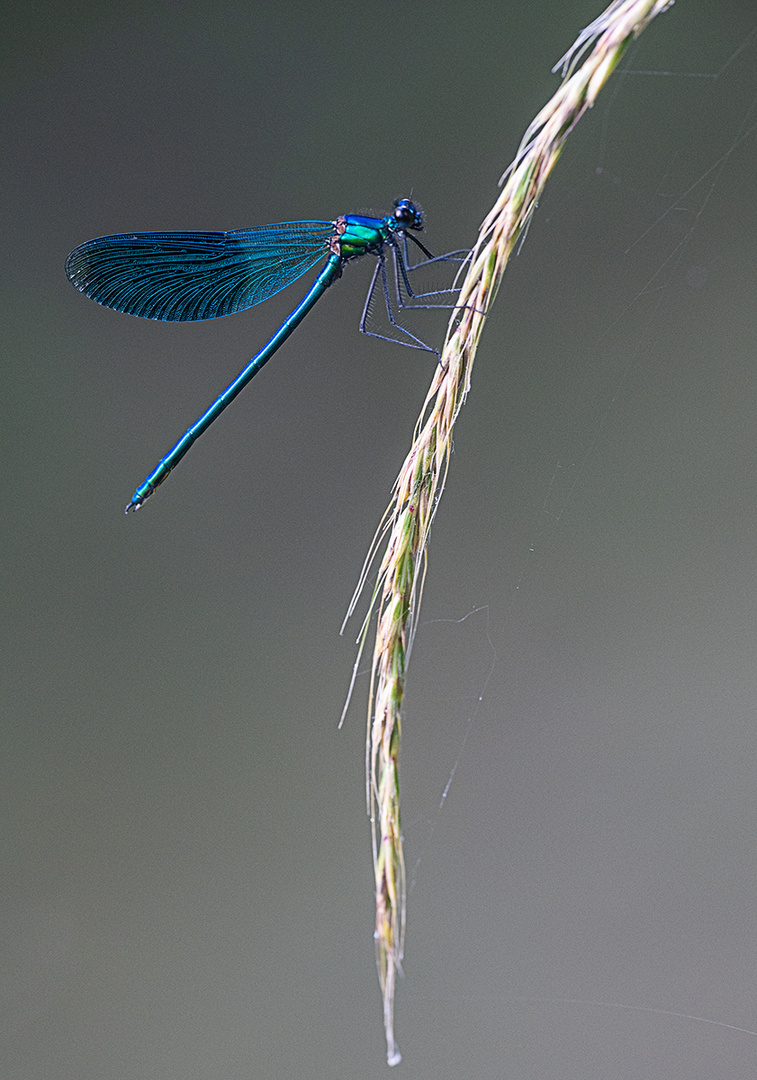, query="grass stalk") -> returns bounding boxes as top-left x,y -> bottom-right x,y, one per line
346,1 -> 675,1064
